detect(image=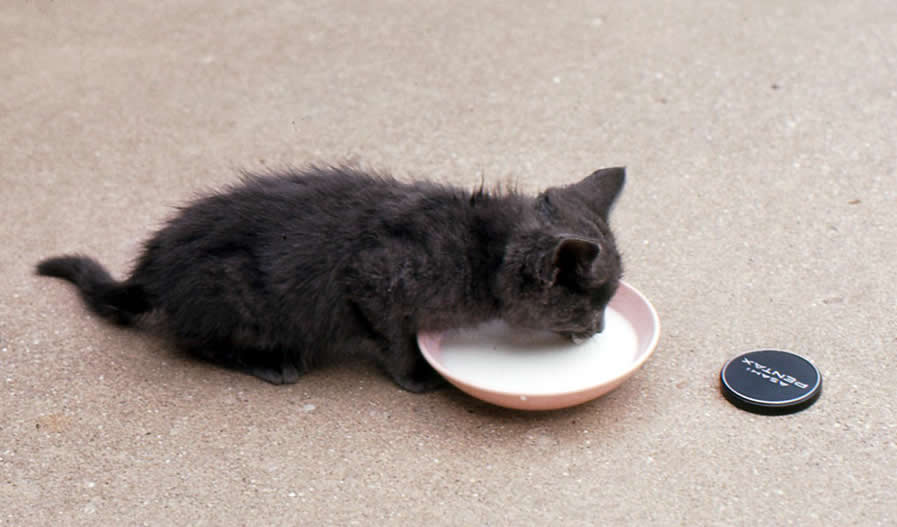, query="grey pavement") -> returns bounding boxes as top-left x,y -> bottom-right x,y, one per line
2,1 -> 896,525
